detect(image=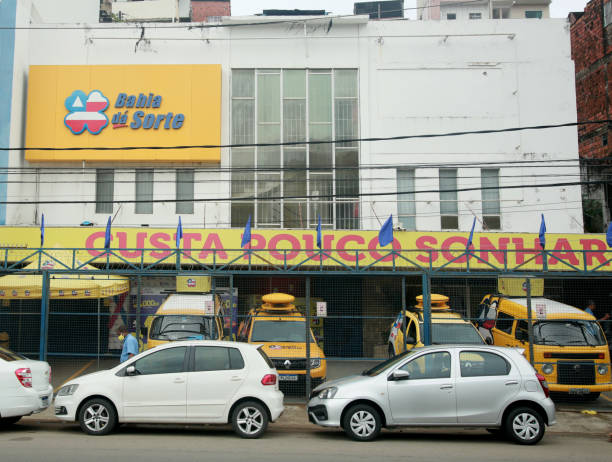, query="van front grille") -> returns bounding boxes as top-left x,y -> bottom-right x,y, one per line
557,361 -> 595,385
